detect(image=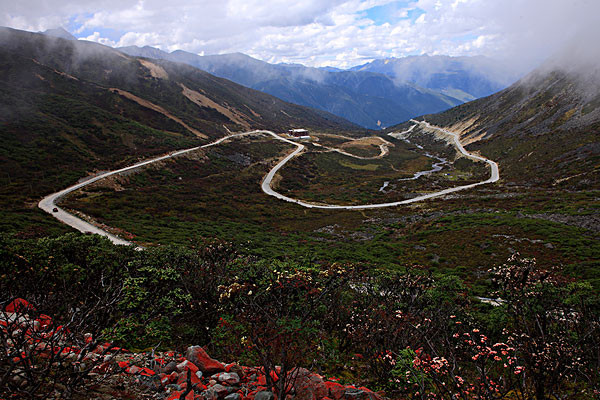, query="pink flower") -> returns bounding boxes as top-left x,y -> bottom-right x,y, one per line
515,366 -> 524,375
